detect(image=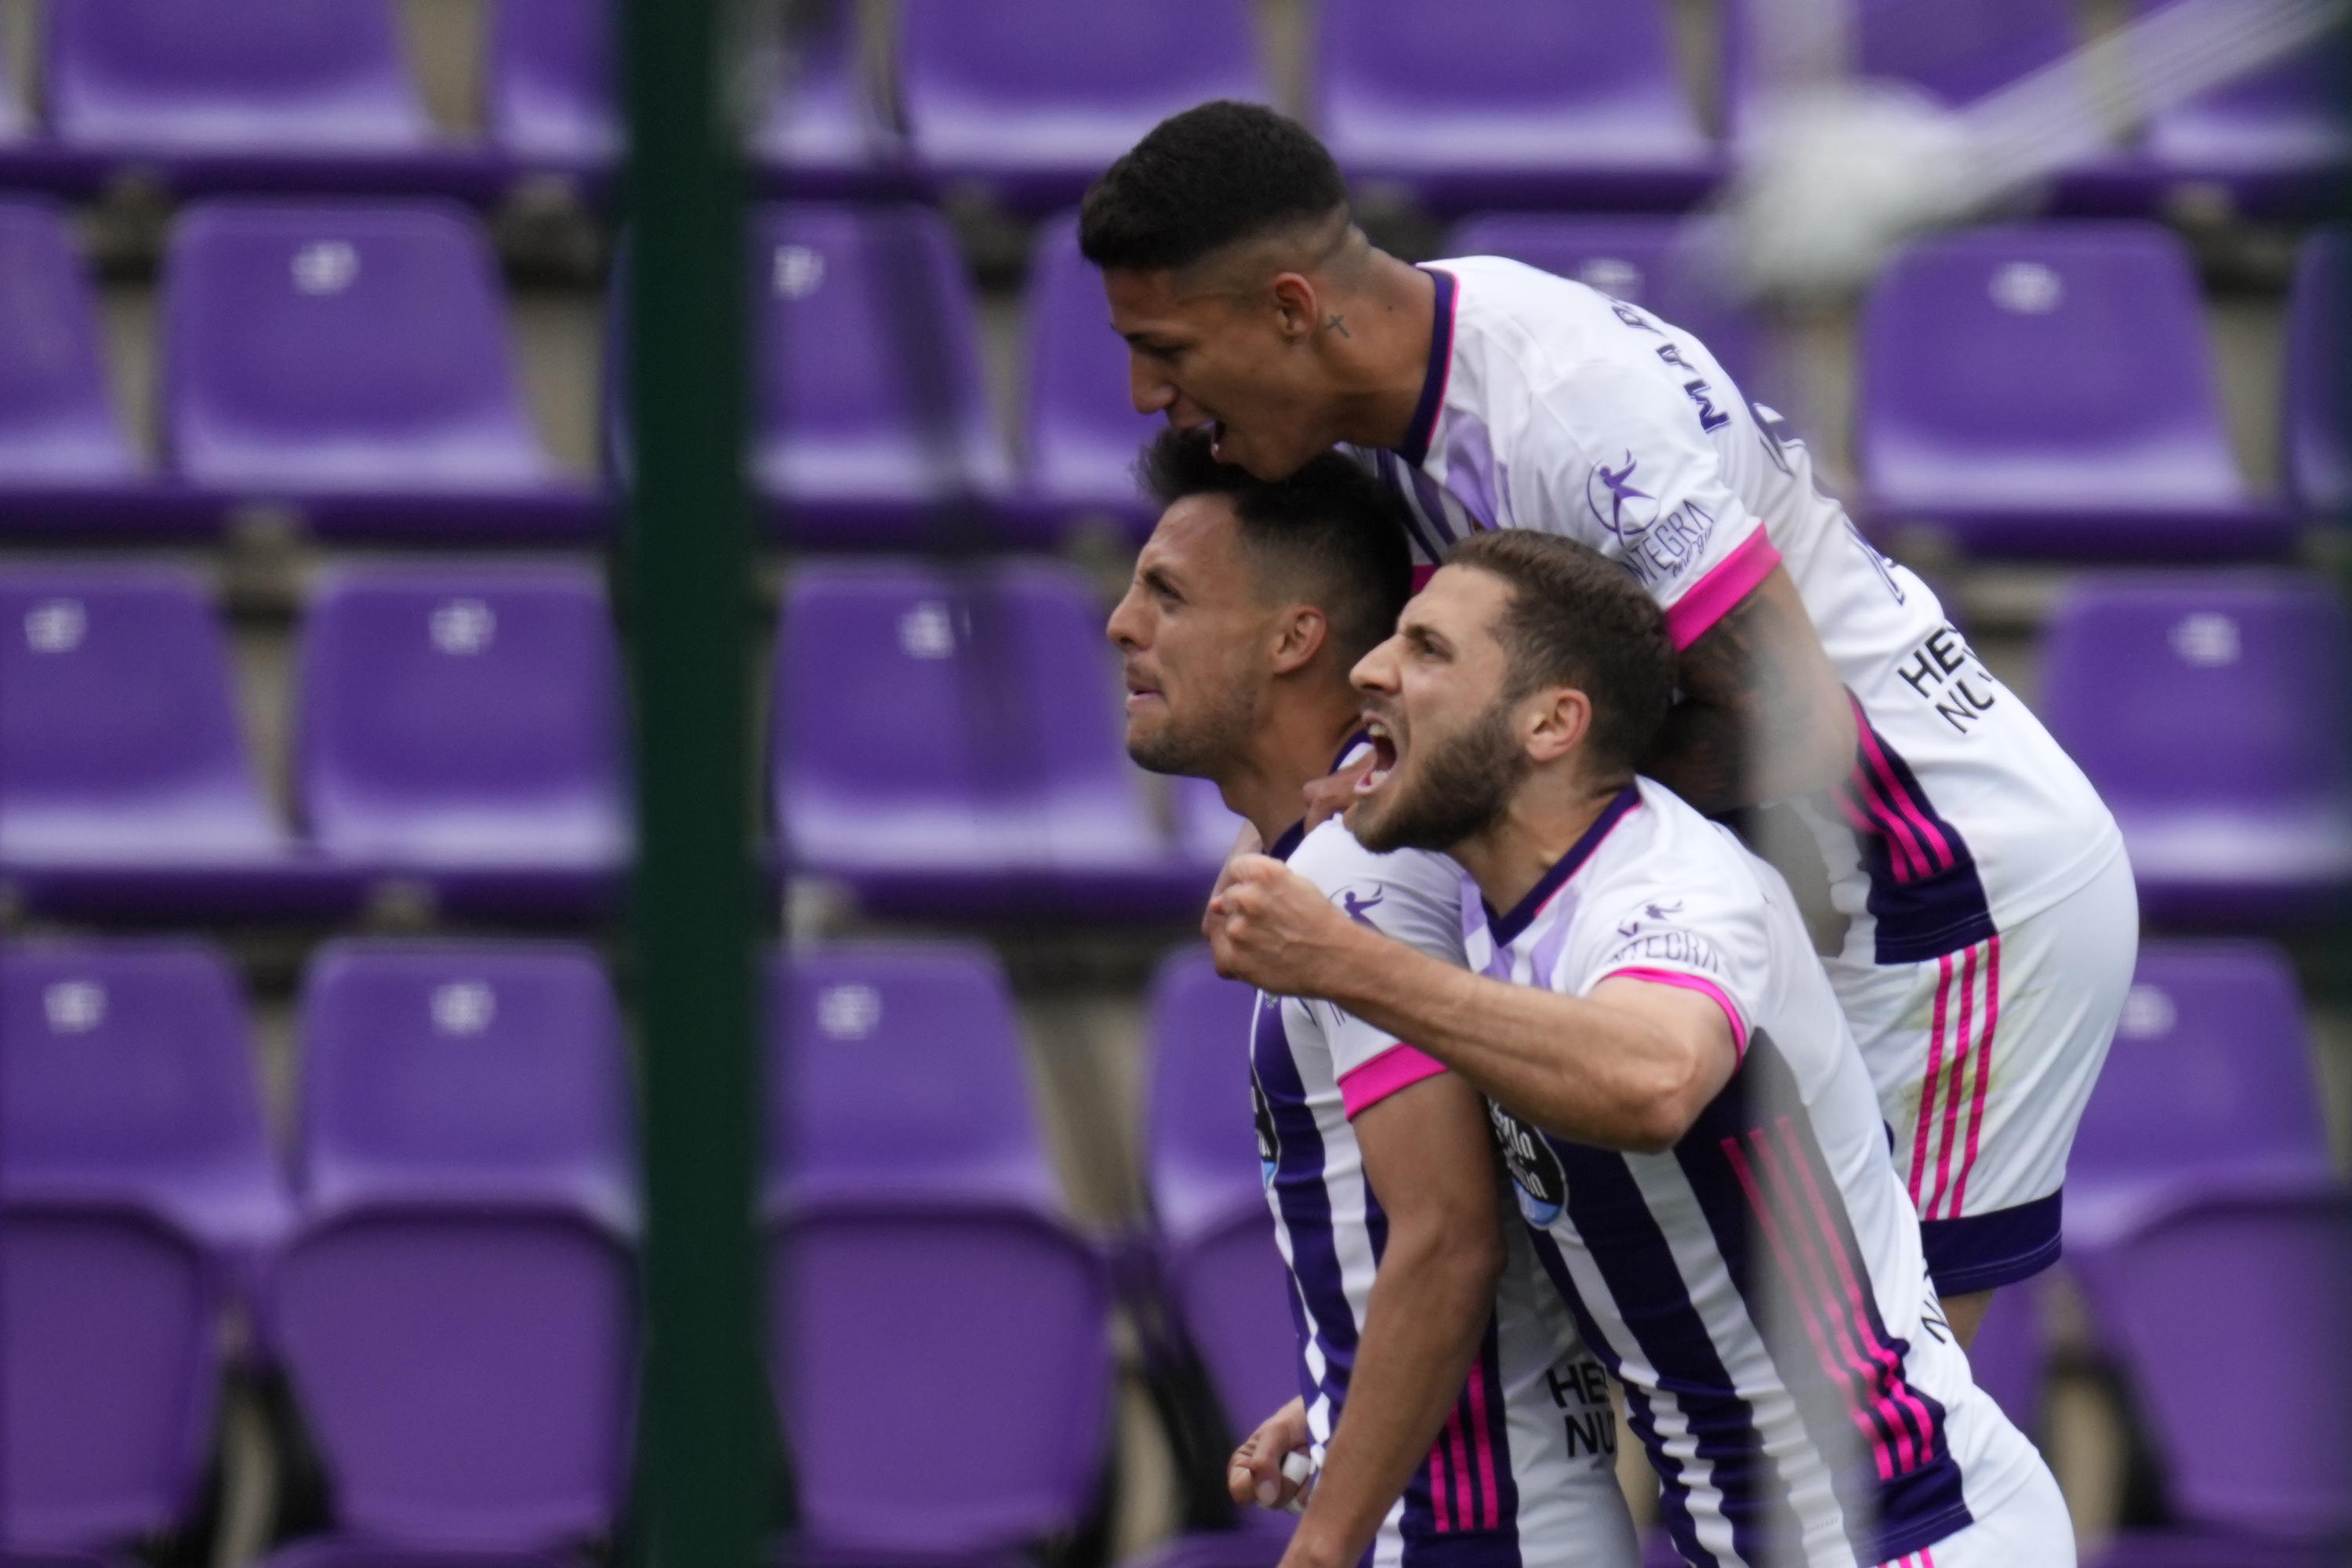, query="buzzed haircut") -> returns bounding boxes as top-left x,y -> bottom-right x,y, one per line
1443,531 -> 1676,779
1138,426 -> 1412,666
1079,100 -> 1350,274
